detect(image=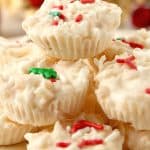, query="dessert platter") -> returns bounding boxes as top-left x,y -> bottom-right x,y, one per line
0,0 -> 150,150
